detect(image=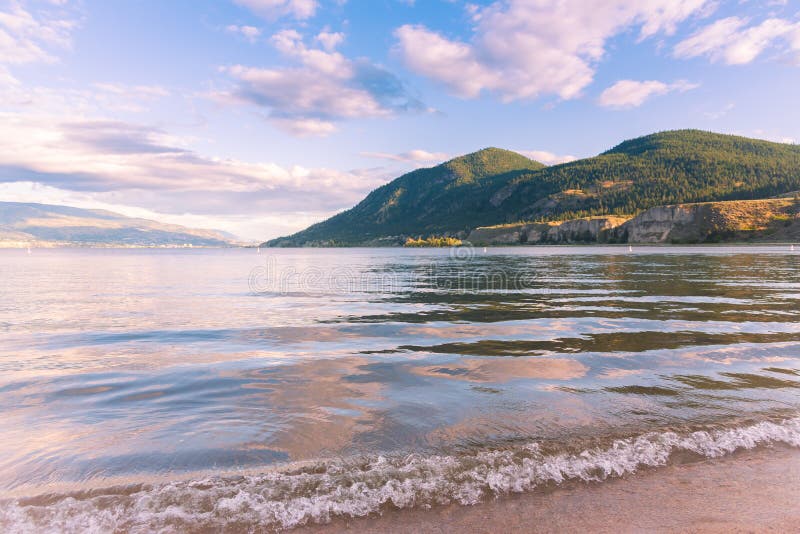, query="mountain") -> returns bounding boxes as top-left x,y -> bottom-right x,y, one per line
497,129 -> 800,222
265,148 -> 544,247
264,130 -> 800,247
0,202 -> 238,247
